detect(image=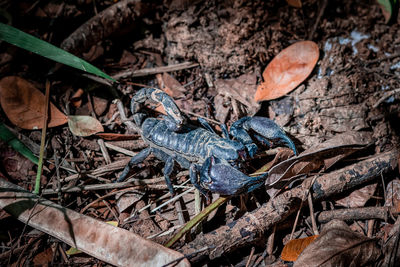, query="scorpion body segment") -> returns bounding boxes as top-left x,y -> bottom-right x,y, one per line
118,88 -> 296,197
